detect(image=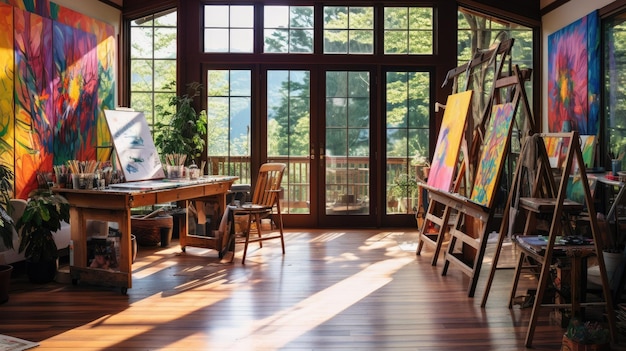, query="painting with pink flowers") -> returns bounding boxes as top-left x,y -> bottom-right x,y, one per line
547,10 -> 599,134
